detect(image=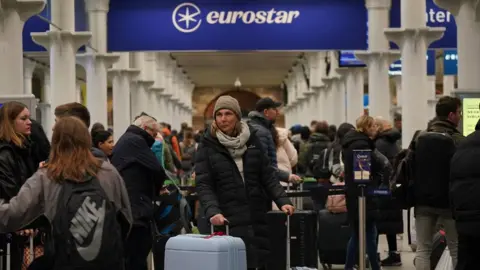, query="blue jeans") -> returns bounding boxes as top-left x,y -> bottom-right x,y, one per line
345,222 -> 380,270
